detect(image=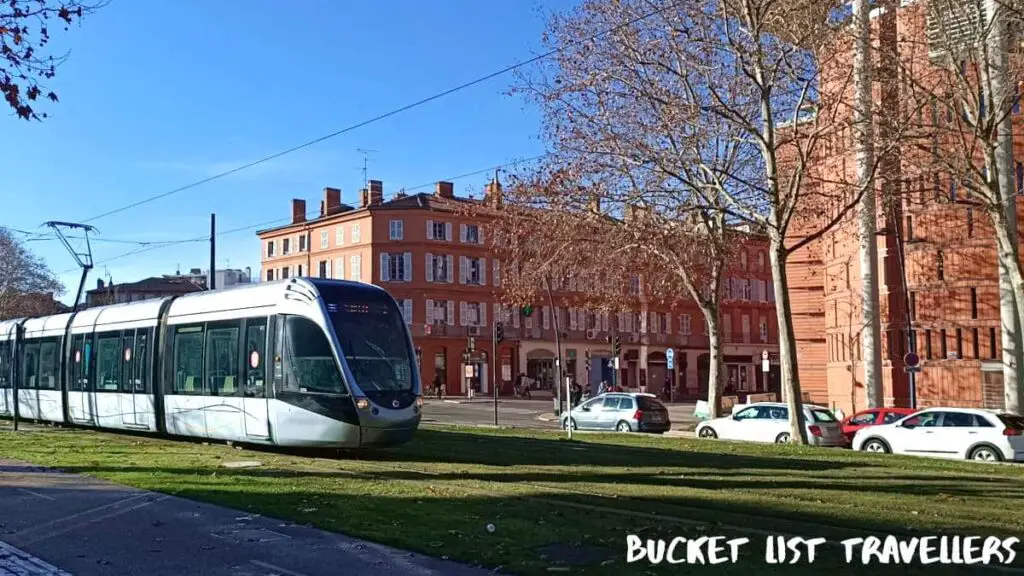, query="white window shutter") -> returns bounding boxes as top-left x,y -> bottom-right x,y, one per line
513,308 -> 521,328
325,259 -> 332,278
335,258 -> 344,279
664,312 -> 672,333
403,252 -> 412,282
446,255 -> 454,283
446,300 -> 455,326
460,301 -> 468,326
569,308 -> 578,330
542,306 -> 550,329
479,226 -> 485,245
426,299 -> 434,324
493,259 -> 500,286
445,222 -> 452,241
380,253 -> 391,282
480,258 -> 487,286
640,312 -> 647,333
426,219 -> 434,240
460,223 -> 467,243
426,253 -> 434,282
480,303 -> 487,326
601,312 -> 609,332
458,256 -> 466,284
651,312 -> 660,334
403,300 -> 413,324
